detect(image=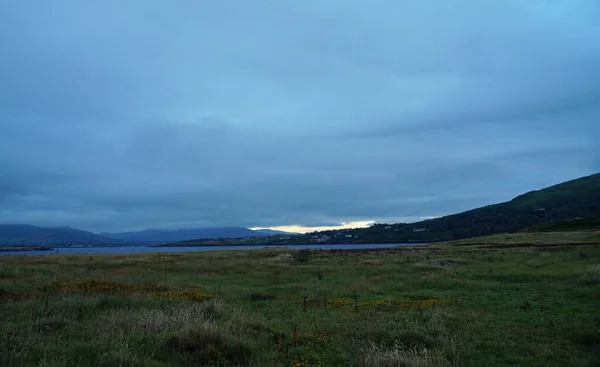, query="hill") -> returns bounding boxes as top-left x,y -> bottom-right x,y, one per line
4,173 -> 598,247
189,172 -> 600,245
100,227 -> 282,244
443,231 -> 600,247
0,225 -> 118,246
336,172 -> 600,243
326,172 -> 600,243
0,225 -> 298,247
524,217 -> 600,232
253,229 -> 299,236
